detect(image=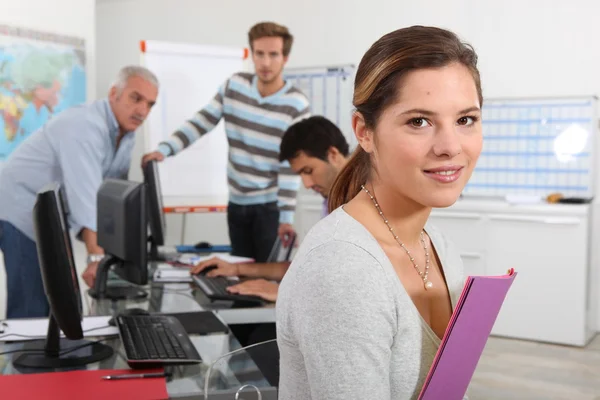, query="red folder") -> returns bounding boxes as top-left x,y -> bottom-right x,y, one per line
418,268 -> 518,400
0,368 -> 169,400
